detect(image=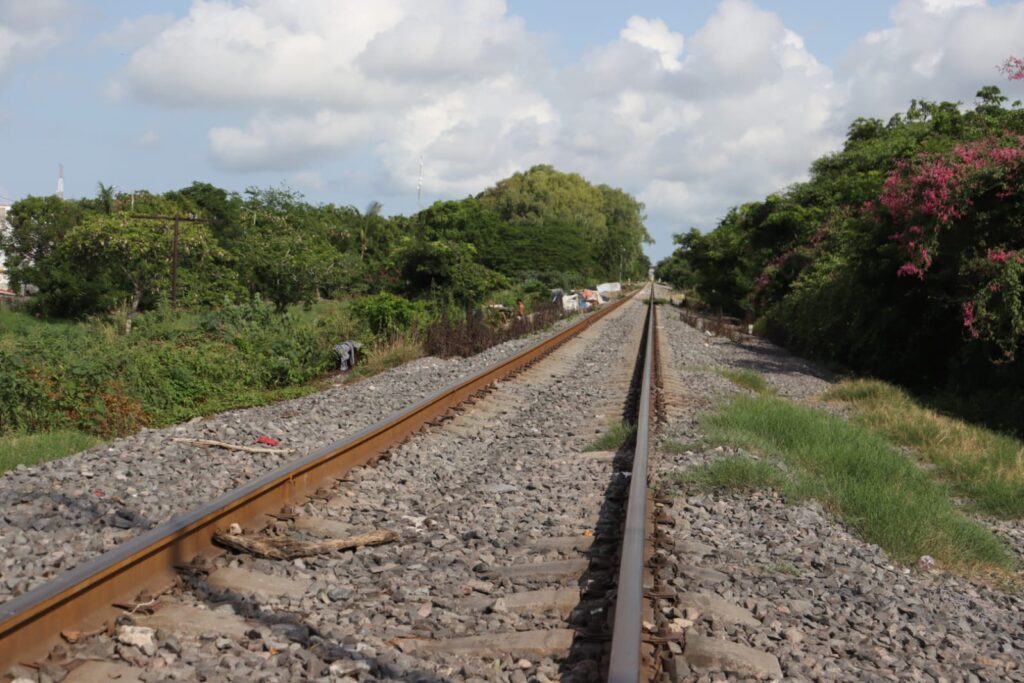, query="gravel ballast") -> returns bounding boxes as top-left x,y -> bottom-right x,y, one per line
7,293 -> 1023,683
655,303 -> 1024,682
40,295 -> 649,683
0,312 -> 592,604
